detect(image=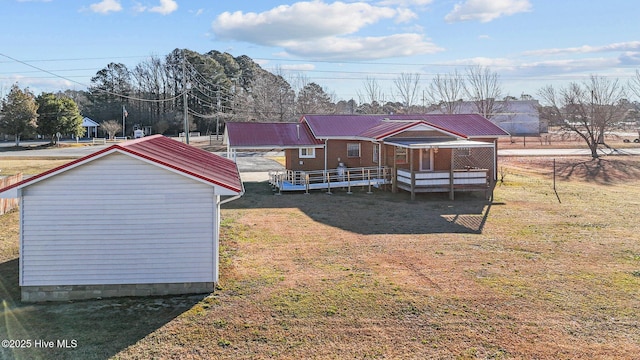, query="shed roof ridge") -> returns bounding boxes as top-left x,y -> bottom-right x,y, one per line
0,135 -> 242,195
